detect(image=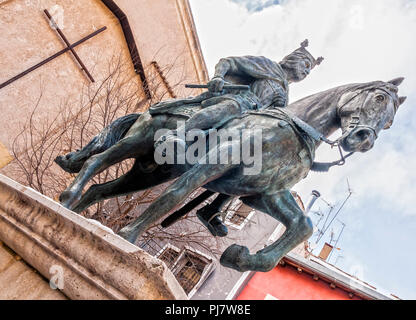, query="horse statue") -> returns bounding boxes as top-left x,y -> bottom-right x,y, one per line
55,78 -> 406,272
